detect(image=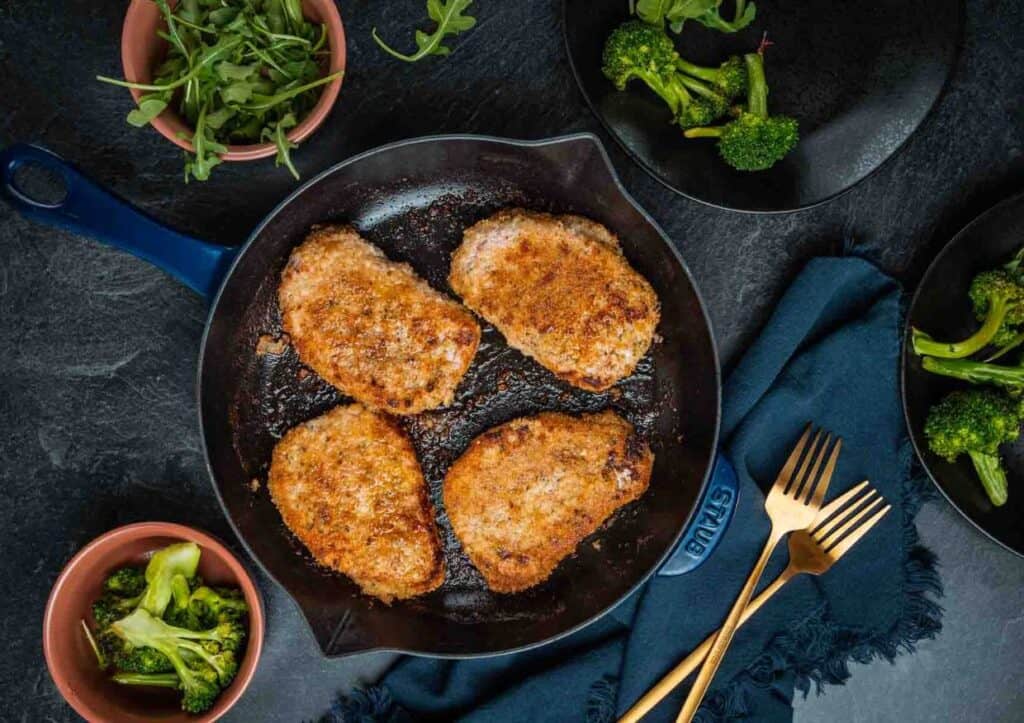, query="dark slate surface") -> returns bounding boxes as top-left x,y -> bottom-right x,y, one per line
1,1 -> 1022,721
